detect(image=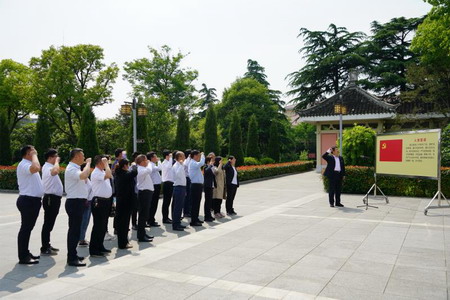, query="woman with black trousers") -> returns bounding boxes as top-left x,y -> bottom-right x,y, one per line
114,159 -> 137,249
